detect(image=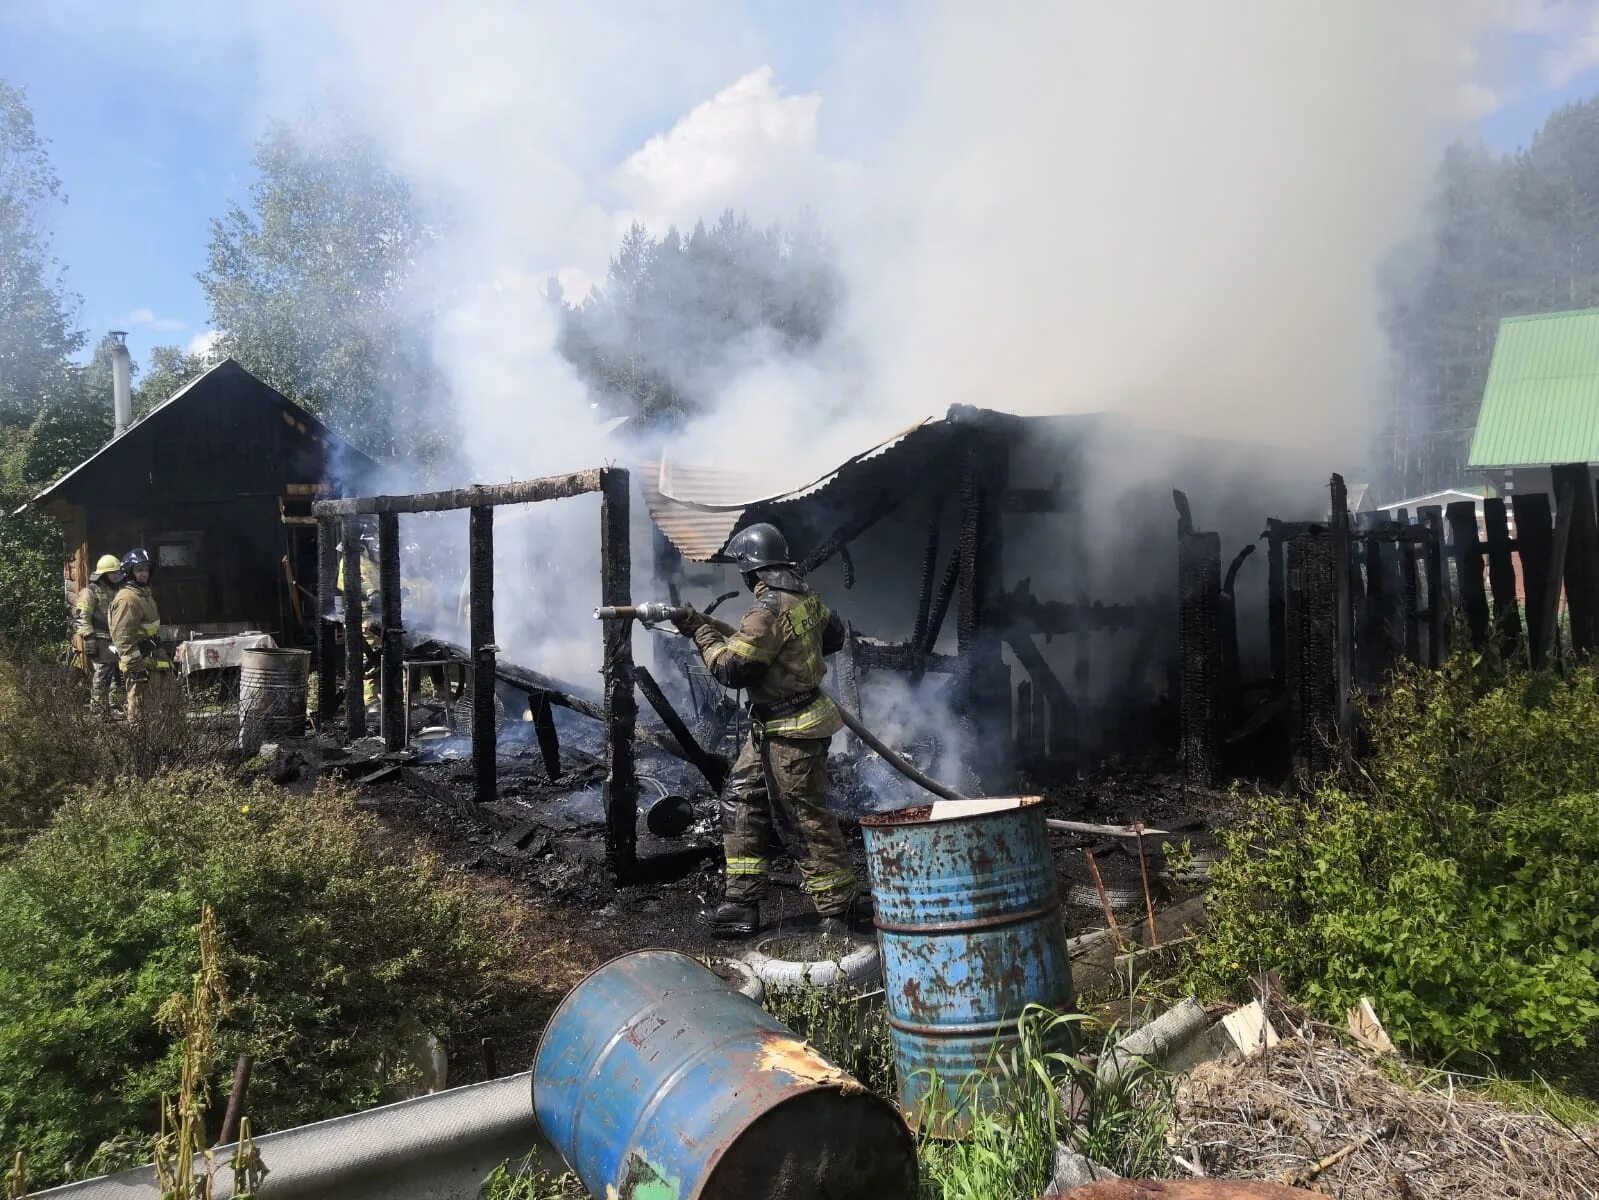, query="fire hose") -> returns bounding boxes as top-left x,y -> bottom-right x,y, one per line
593,603 -> 972,805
